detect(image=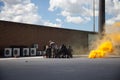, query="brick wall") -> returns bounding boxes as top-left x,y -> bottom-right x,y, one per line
0,20 -> 95,54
